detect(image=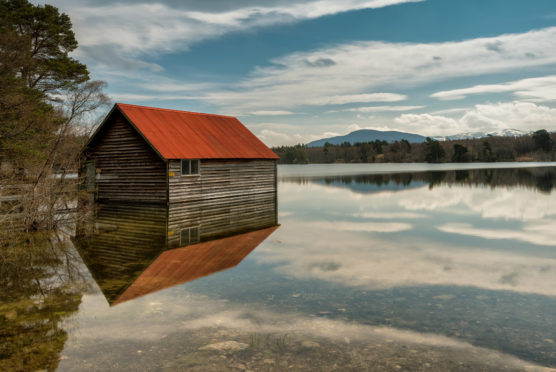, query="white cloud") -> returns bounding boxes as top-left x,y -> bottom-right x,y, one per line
108,93 -> 165,102
256,129 -> 317,146
346,123 -> 365,132
312,220 -> 413,233
256,128 -> 354,146
431,75 -> 556,102
394,101 -> 556,136
430,107 -> 469,115
250,110 -> 294,116
322,131 -> 341,137
460,101 -> 556,132
395,113 -> 460,136
307,93 -> 408,105
139,82 -> 217,92
351,211 -> 424,219
199,27 -> 556,111
347,105 -> 424,112
61,0 -> 421,56
108,93 -> 200,102
245,122 -> 297,129
184,0 -> 424,24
